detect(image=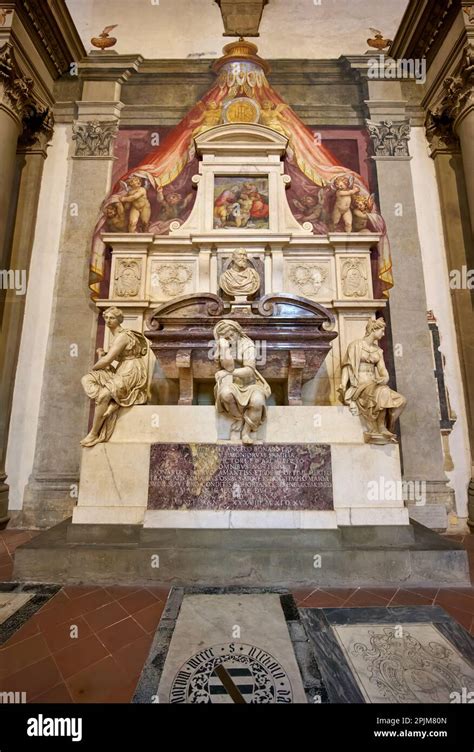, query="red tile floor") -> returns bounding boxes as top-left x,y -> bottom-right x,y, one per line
0,528 -> 473,703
